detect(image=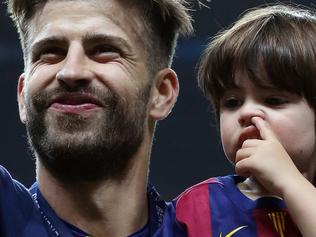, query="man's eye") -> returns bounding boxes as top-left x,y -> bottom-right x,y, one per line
35,47 -> 65,63
265,97 -> 288,106
91,45 -> 120,56
95,45 -> 116,53
88,45 -> 121,62
222,98 -> 242,109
